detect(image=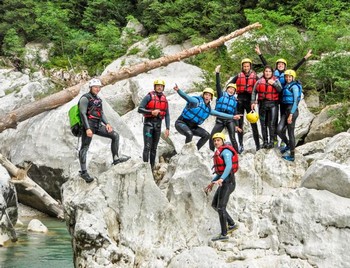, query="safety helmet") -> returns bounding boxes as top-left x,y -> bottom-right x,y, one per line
212,132 -> 226,141
276,58 -> 287,66
284,69 -> 296,79
89,78 -> 102,87
241,58 -> 252,65
246,110 -> 259,123
202,87 -> 215,98
226,83 -> 237,90
154,79 -> 165,86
